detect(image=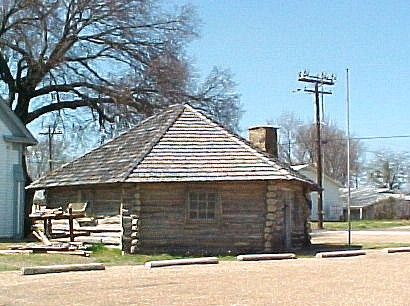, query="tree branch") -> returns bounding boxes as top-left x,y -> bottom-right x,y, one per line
26,97 -> 113,123
0,52 -> 16,103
